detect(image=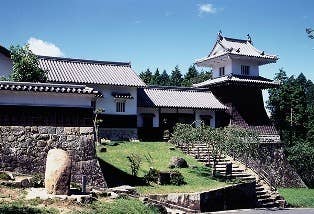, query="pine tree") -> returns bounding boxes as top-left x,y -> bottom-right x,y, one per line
170,65 -> 183,86
159,70 -> 170,86
150,68 -> 161,85
139,68 -> 152,85
182,65 -> 198,86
